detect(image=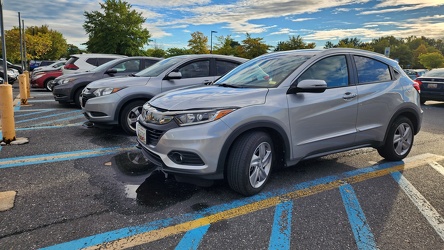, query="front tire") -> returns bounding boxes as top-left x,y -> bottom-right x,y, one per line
119,100 -> 146,135
44,79 -> 55,91
377,116 -> 414,161
227,131 -> 274,196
